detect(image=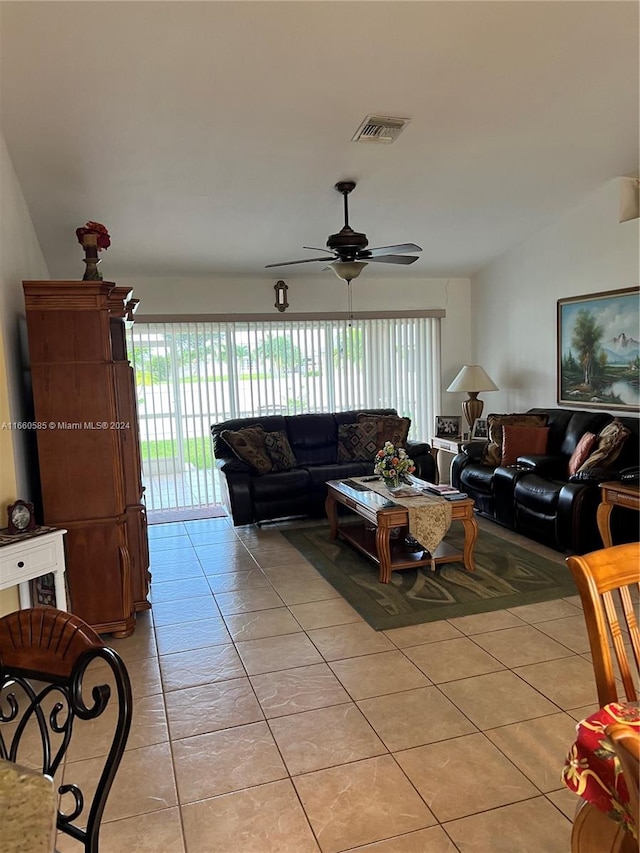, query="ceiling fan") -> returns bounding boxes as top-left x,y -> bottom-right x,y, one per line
265,180 -> 422,283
